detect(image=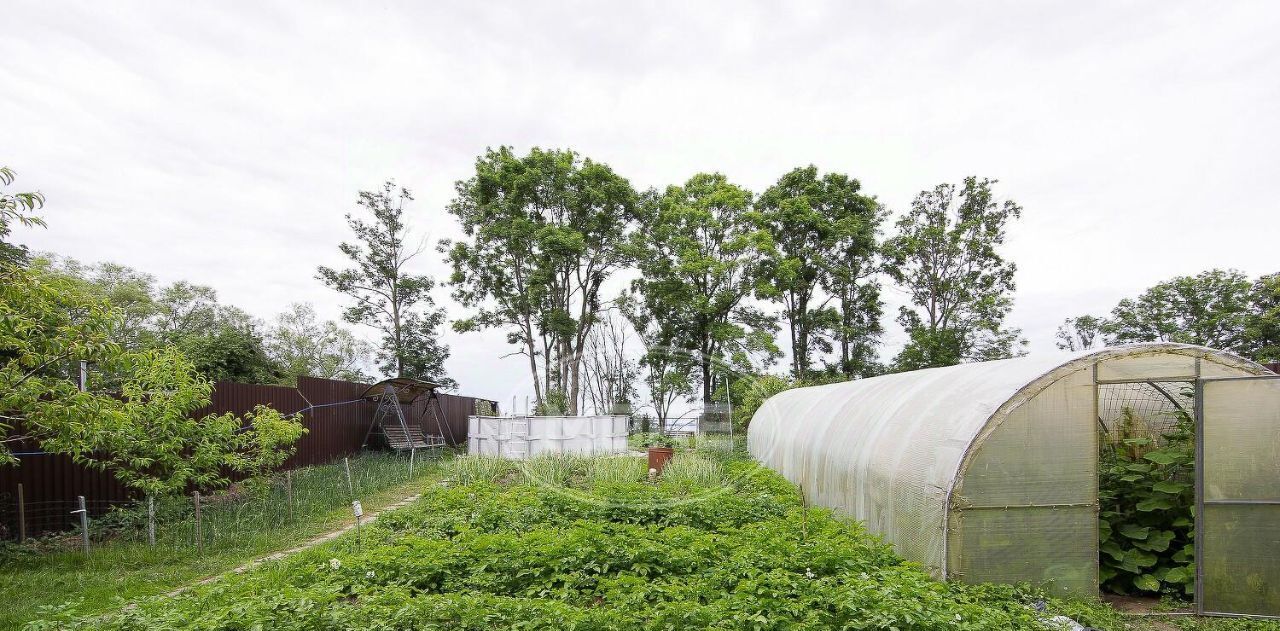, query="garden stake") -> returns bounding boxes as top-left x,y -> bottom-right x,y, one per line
147,495 -> 155,546
409,448 -> 416,478
75,495 -> 89,554
194,491 -> 202,555
285,470 -> 294,522
16,483 -> 25,543
343,457 -> 354,497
